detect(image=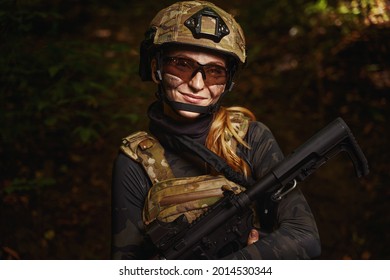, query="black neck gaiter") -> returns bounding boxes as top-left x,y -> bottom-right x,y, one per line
148,101 -> 213,146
